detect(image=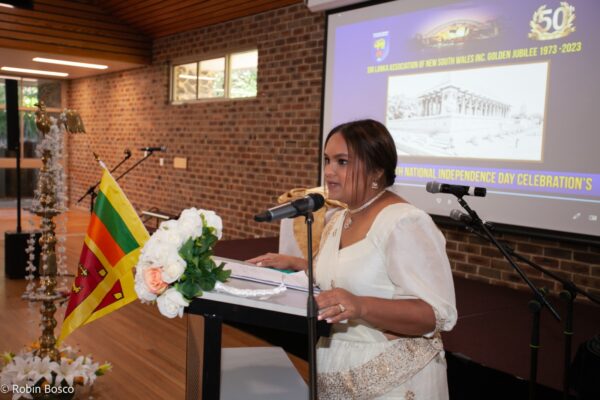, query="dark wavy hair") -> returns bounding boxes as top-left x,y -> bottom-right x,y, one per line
325,119 -> 397,201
